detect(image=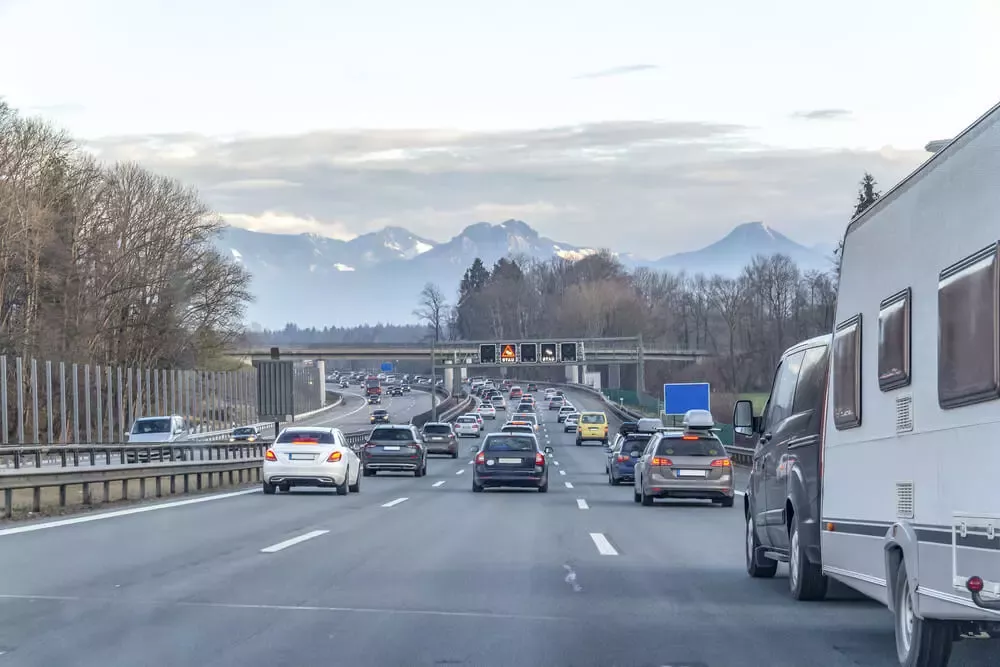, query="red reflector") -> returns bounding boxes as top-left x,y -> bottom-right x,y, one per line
711,458 -> 731,467
967,576 -> 985,593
